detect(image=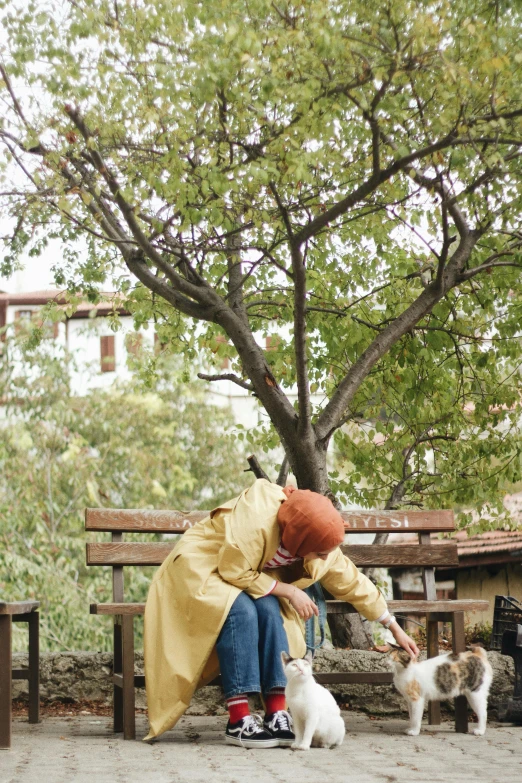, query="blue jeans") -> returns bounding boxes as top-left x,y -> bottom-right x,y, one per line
216,592 -> 289,699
